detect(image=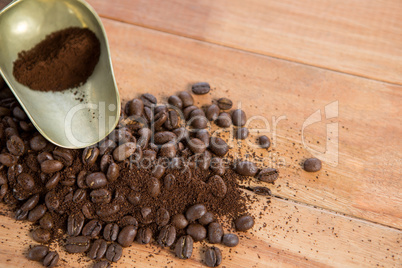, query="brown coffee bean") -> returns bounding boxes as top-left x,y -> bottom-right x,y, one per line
45,172 -> 61,190
168,95 -> 183,109
53,148 -> 73,166
12,106 -> 27,120
198,212 -> 214,226
142,149 -> 156,162
195,129 -> 210,147
235,127 -> 249,139
178,91 -> 194,108
208,175 -> 227,198
88,239 -> 107,260
136,227 -> 152,244
90,188 -> 112,204
44,191 -> 59,211
27,245 -> 49,261
257,168 -> 279,183
28,204 -> 47,222
73,188 -> 87,203
152,110 -> 168,130
65,236 -> 90,253
209,137 -> 229,156
190,115 -> 208,129
30,135 -> 47,151
82,202 -> 95,219
205,104 -> 219,121
217,98 -> 232,110
103,223 -> 119,242
0,174 -> 7,185
7,135 -> 26,156
253,186 -> 272,196
216,112 -> 232,128
175,235 -> 193,259
159,143 -> 177,158
303,158 -> 322,172
60,175 -> 76,187
43,251 -> 59,268
186,223 -> 207,241
258,135 -> 271,149
173,127 -> 189,142
148,177 -> 161,197
106,163 -> 119,182
82,220 -> 102,238
15,209 -> 28,220
137,128 -> 151,149
127,98 -> 144,116
67,212 -> 85,236
205,246 -> 222,267
96,203 -> 120,218
32,227 -> 51,243
187,138 -> 206,154
82,147 -> 100,166
234,215 -> 254,231
21,194 -> 39,212
93,261 -> 111,268
118,225 -> 137,247
39,213 -> 54,230
127,191 -> 141,205
152,164 -> 166,178
183,105 -> 198,119
163,174 -> 175,190
192,82 -> 210,95
208,222 -> 224,244
164,110 -> 179,130
113,142 -> 136,162
154,131 -> 177,144
157,225 -> 176,247
99,139 -> 116,155
235,161 -> 259,176
141,93 -> 157,107
0,153 -> 17,166
171,214 -> 188,230
186,204 -> 206,221
156,208 -> 170,226
37,152 -> 53,164
210,157 -> 226,176
222,233 -> 239,247
41,160 -> 63,174
100,154 -> 113,173
232,109 -> 246,126
0,184 -> 8,202
86,172 -> 108,189
106,243 -> 123,262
